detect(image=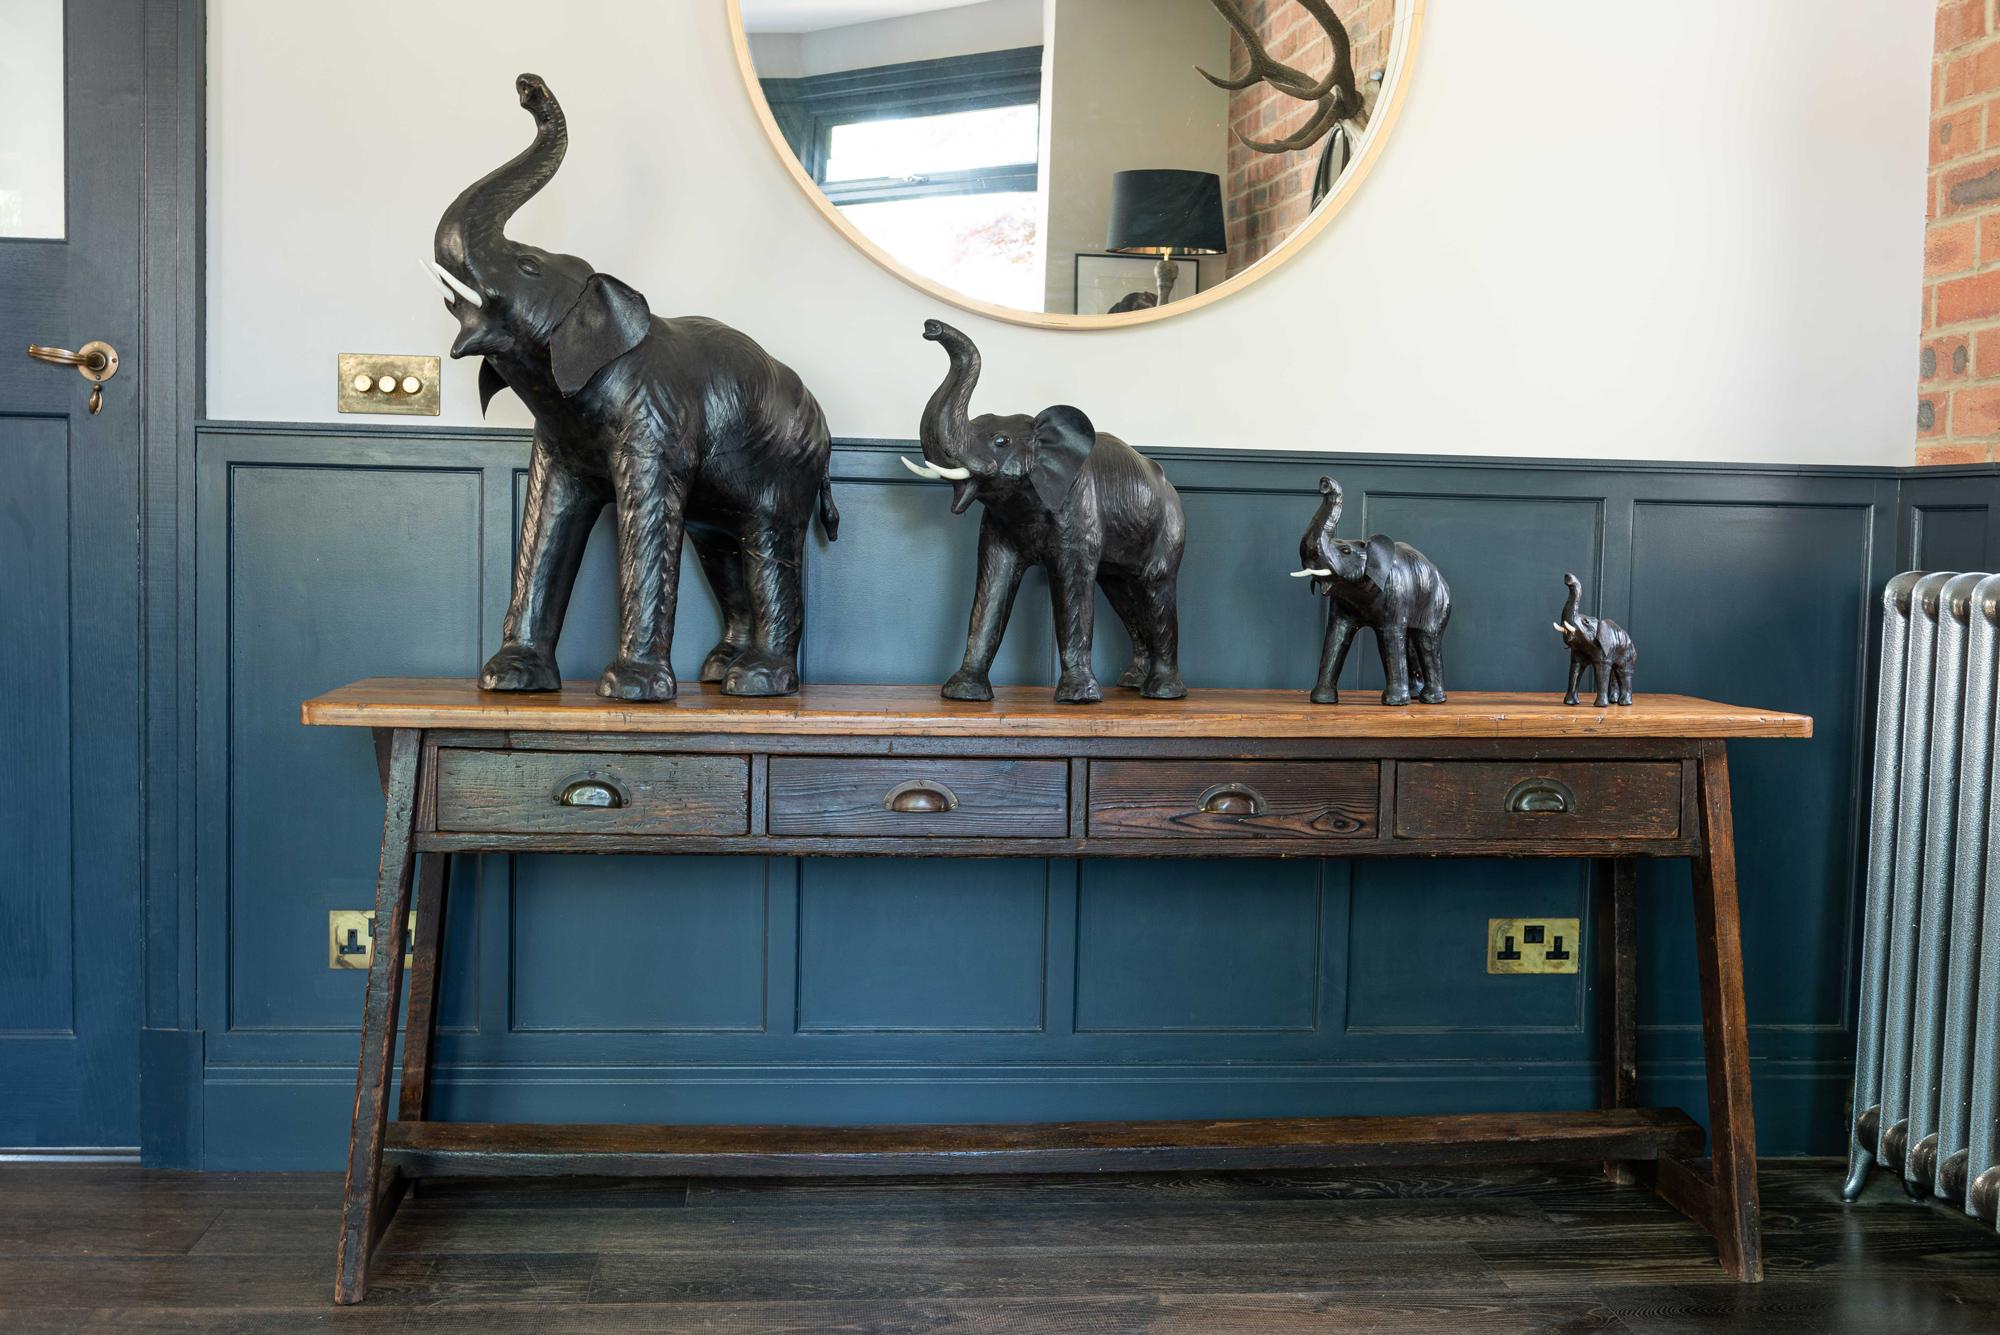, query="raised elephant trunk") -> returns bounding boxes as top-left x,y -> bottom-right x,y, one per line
1291,476 -> 1344,592
434,73 -> 568,279
1556,572 -> 1583,642
918,319 -> 981,469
